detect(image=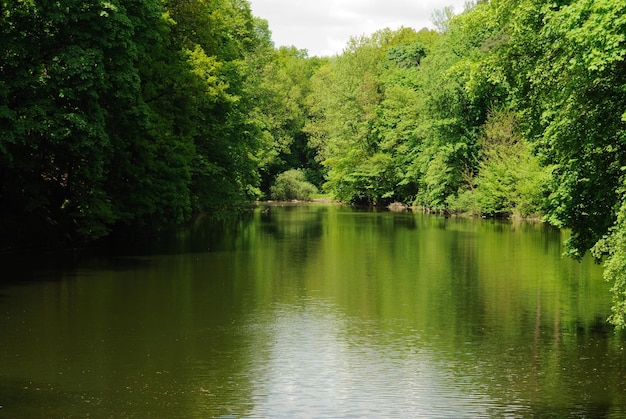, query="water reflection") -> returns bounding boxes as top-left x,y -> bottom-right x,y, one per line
246,301 -> 505,418
1,204 -> 626,417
